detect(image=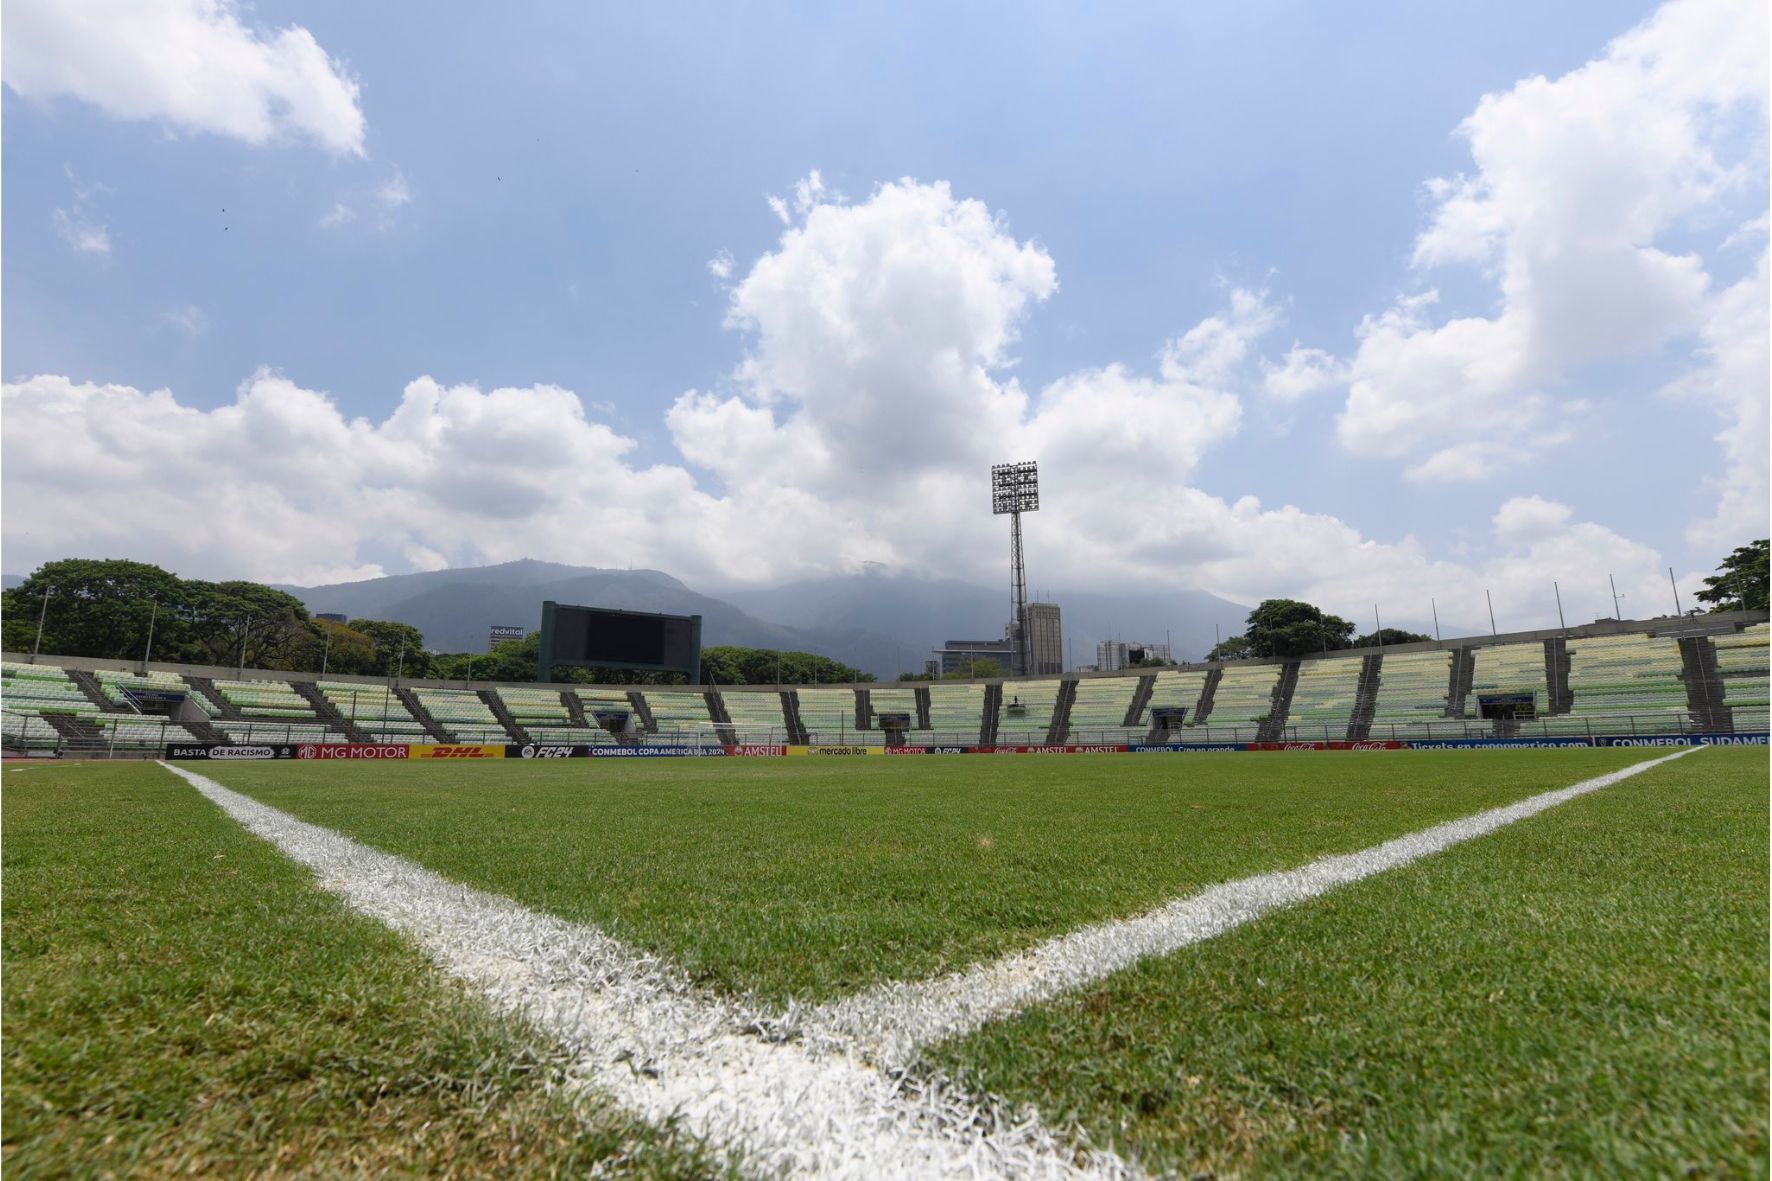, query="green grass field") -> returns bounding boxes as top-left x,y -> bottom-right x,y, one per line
200,750 -> 1669,1003
3,748 -> 1764,1178
1,762 -> 723,1180
933,748 -> 1769,1178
